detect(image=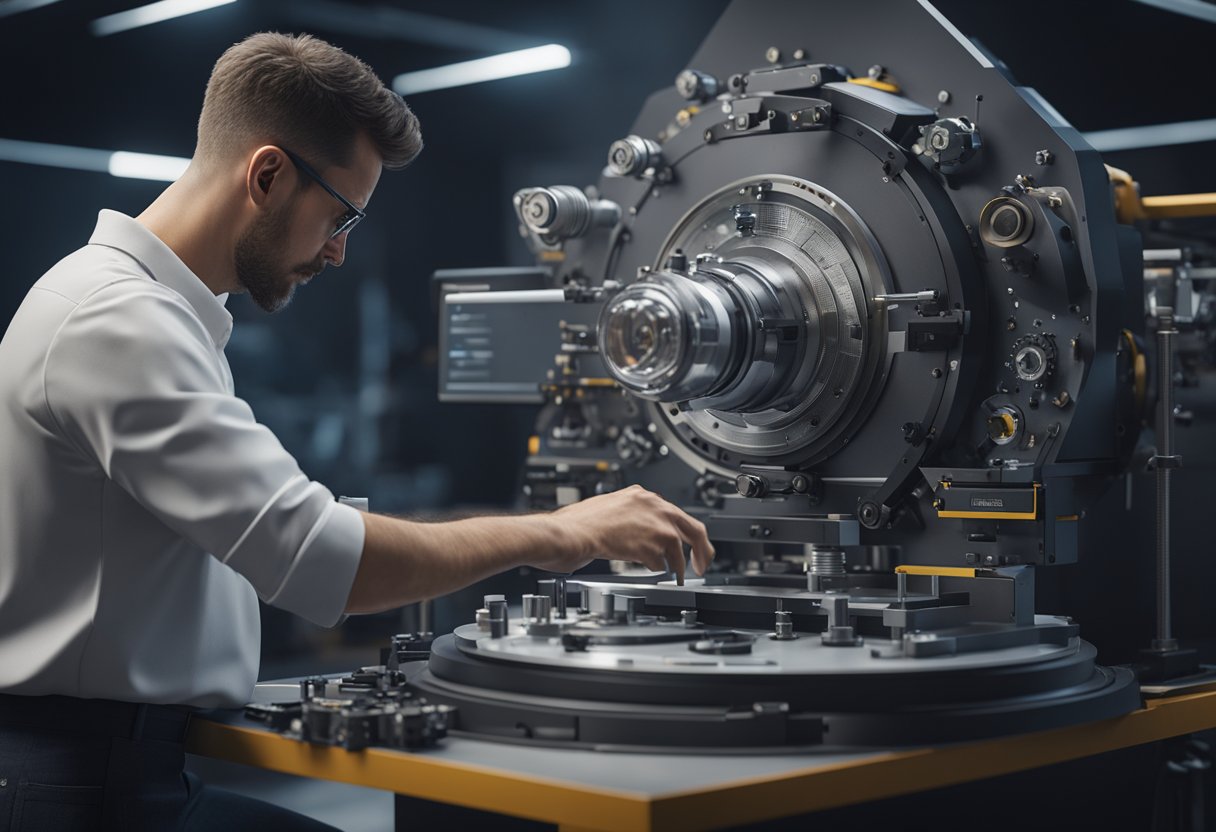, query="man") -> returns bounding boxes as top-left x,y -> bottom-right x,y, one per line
0,32 -> 713,830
